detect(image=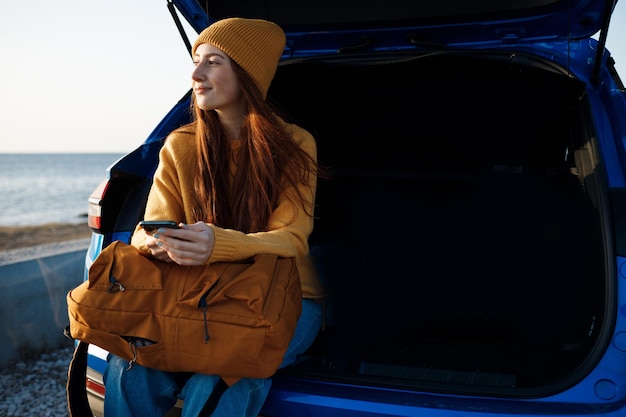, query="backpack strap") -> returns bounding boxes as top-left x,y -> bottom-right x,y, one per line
65,328 -> 230,417
197,377 -> 229,416
66,339 -> 94,417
